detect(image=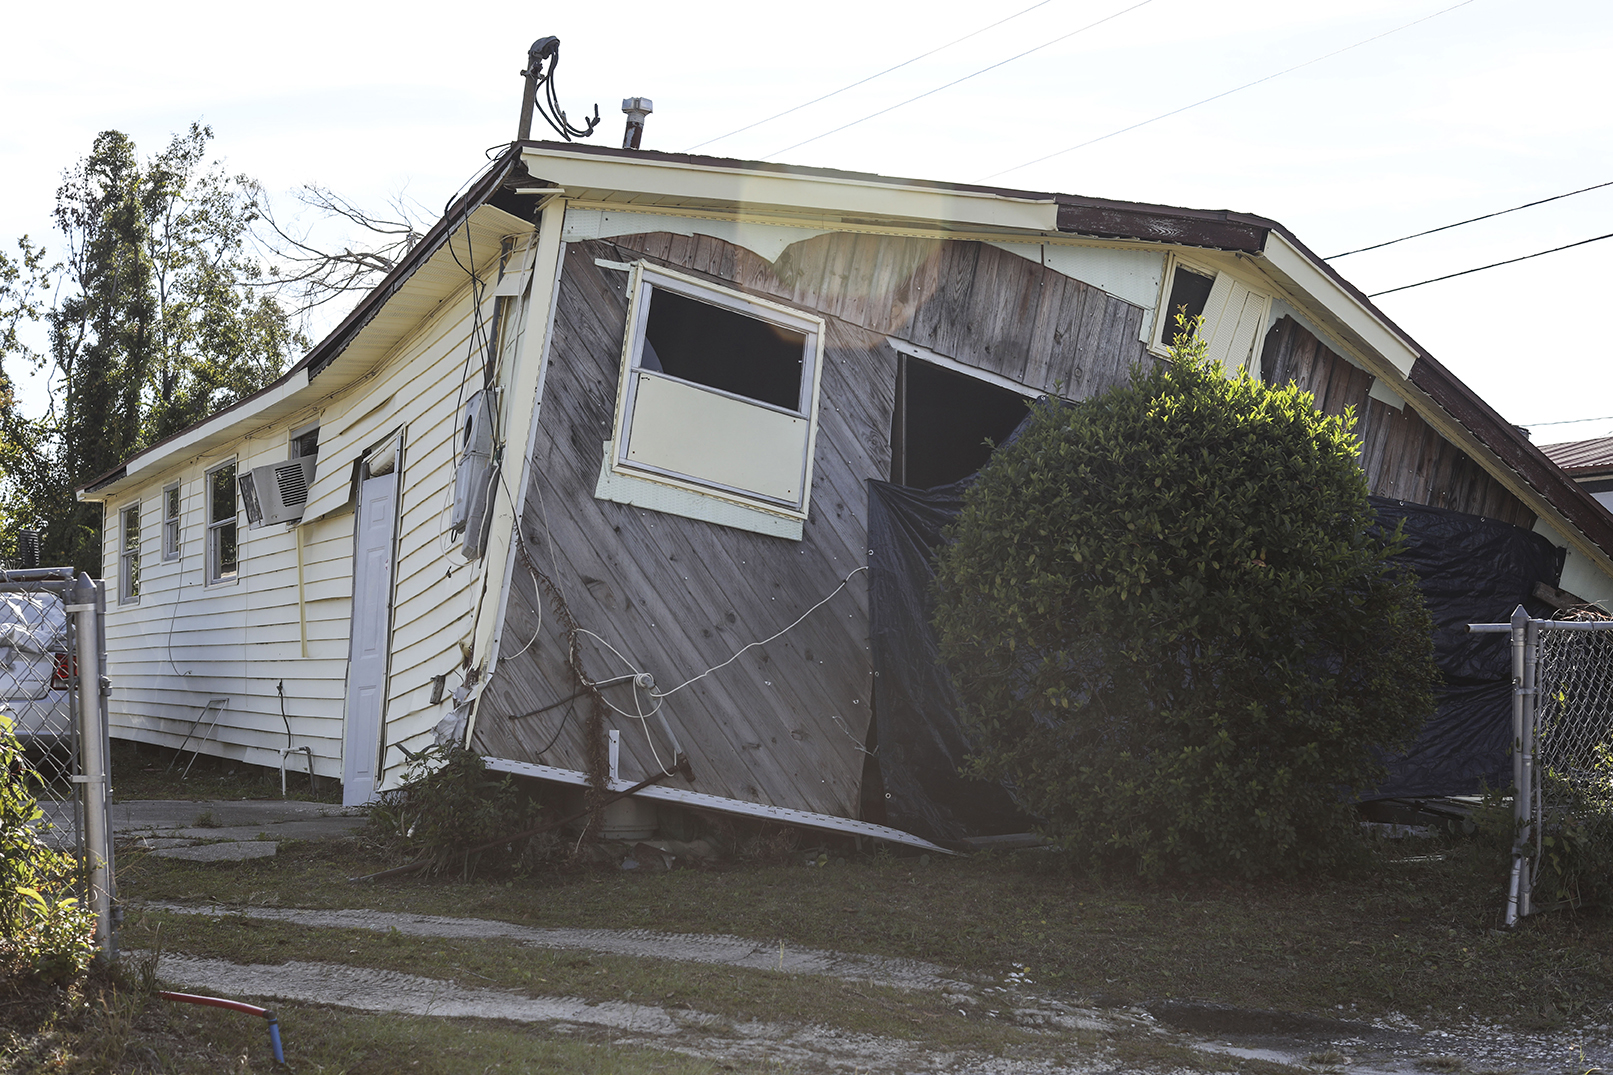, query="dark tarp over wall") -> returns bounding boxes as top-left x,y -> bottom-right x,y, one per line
867,479 -> 1033,844
1367,498 -> 1564,799
867,479 -> 1565,844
